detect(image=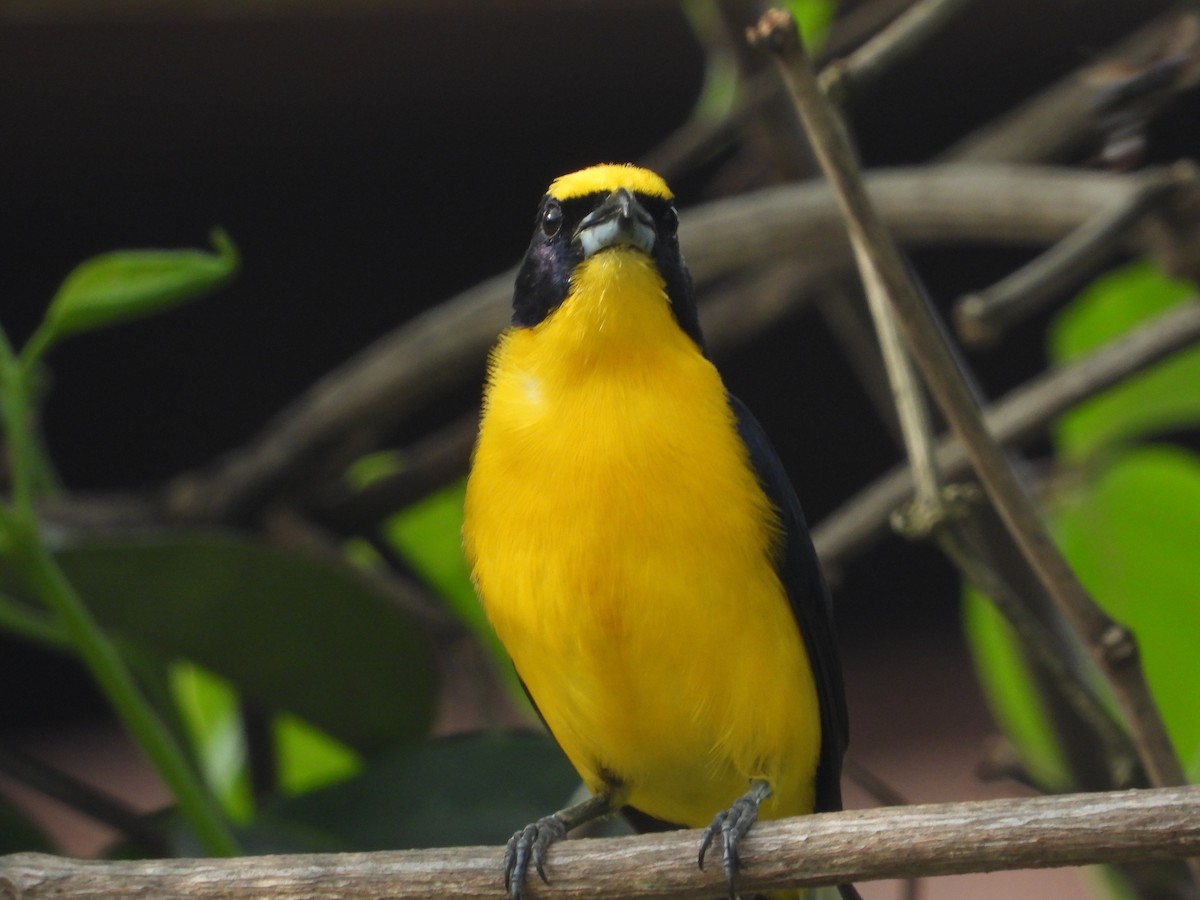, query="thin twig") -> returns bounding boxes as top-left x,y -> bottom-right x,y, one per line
819,0 -> 976,105
164,269 -> 512,523
813,297 -> 1200,568
813,284 -> 904,444
935,513 -> 1140,788
851,230 -> 942,516
954,168 -> 1185,345
810,54 -> 1142,796
944,7 -> 1200,164
640,0 -> 917,180
751,8 -> 1189,800
809,21 -> 1142,797
303,414 -> 479,536
0,744 -> 169,856
2,787 -> 1199,899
